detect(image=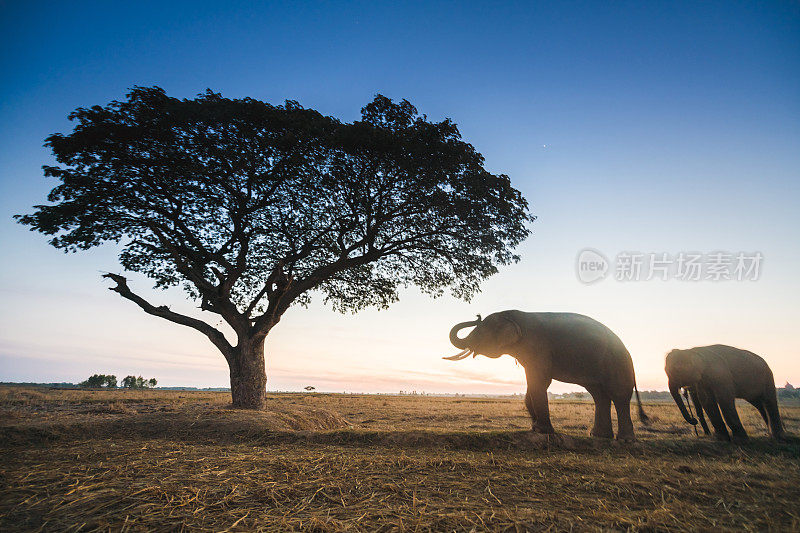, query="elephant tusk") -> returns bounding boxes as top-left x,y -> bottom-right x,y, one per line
442,349 -> 469,360
442,349 -> 472,361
